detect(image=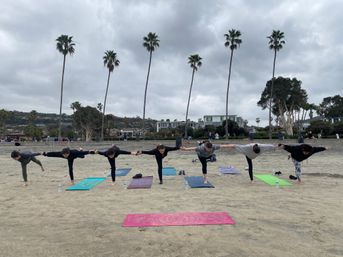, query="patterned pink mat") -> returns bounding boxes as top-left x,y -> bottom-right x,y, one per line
122,212 -> 235,227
